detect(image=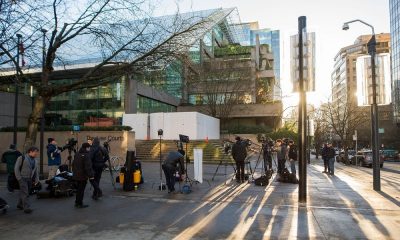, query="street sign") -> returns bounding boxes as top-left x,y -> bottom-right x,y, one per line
378,128 -> 384,134
353,135 -> 357,141
72,125 -> 80,132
